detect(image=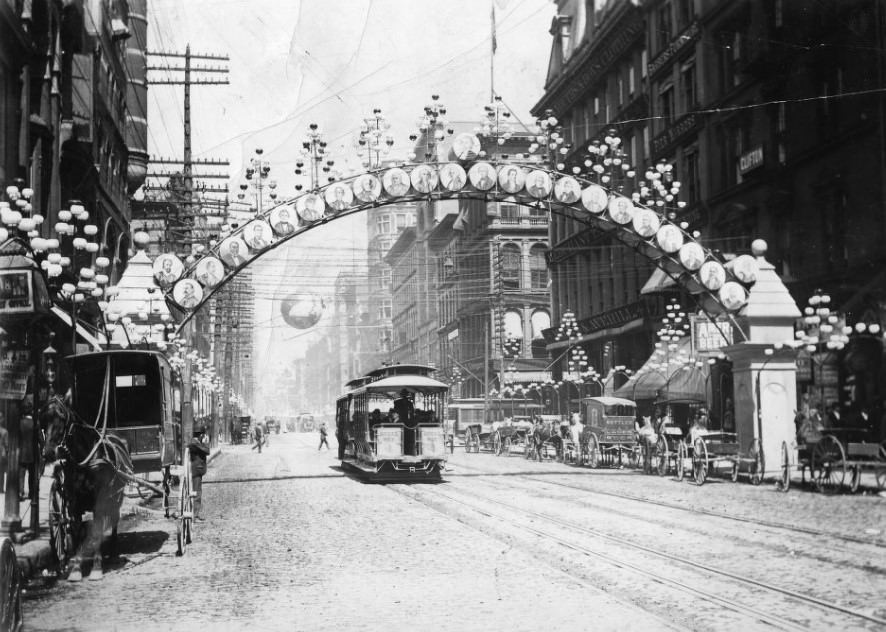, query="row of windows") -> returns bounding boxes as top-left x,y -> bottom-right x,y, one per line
499,243 -> 549,290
